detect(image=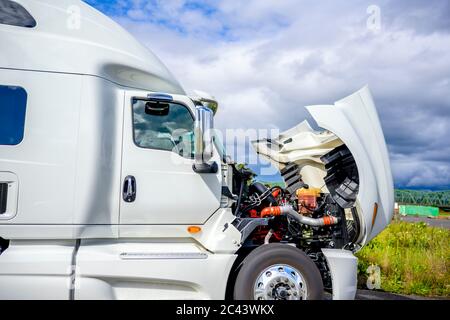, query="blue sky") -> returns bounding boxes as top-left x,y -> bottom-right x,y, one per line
84,0 -> 450,190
